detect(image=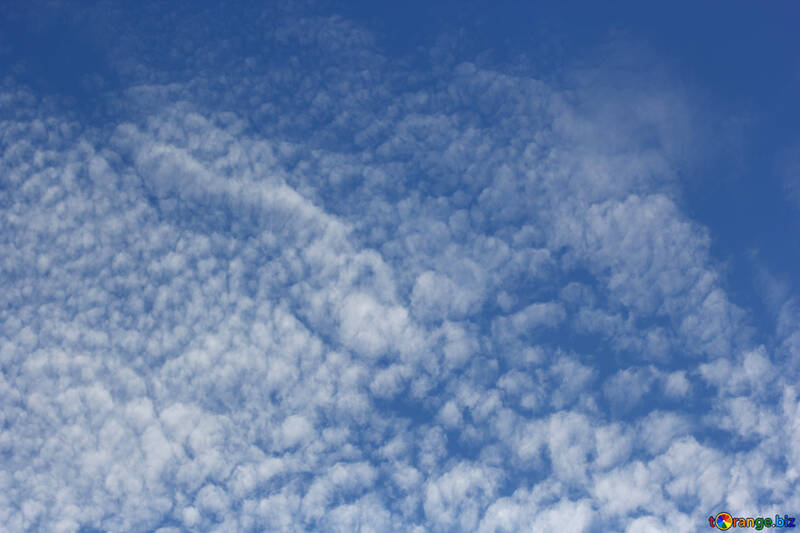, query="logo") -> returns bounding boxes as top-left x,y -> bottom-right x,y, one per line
713,513 -> 733,530
708,512 -> 796,530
